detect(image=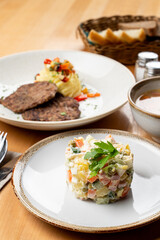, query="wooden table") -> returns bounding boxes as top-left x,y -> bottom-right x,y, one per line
0,0 -> 160,239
